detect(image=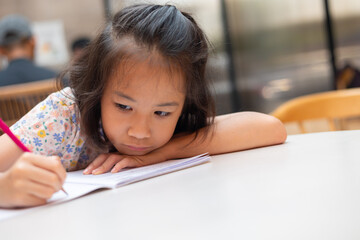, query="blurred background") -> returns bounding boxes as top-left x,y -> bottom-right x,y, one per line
1,0 -> 360,116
